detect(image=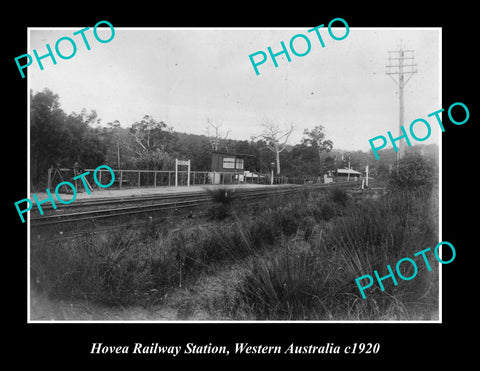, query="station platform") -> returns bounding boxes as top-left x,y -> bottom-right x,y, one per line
30,183 -> 288,201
